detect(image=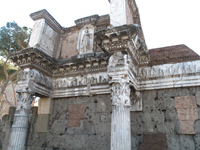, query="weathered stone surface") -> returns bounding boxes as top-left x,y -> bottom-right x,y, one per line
196,91 -> 200,106
38,98 -> 52,115
194,134 -> 200,149
40,23 -> 59,57
180,135 -> 195,150
139,134 -> 167,150
175,96 -> 198,134
29,19 -> 45,48
110,0 -> 134,26
58,30 -> 79,59
36,114 -> 49,133
166,134 -> 180,150
194,120 -> 200,134
68,104 -> 87,127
